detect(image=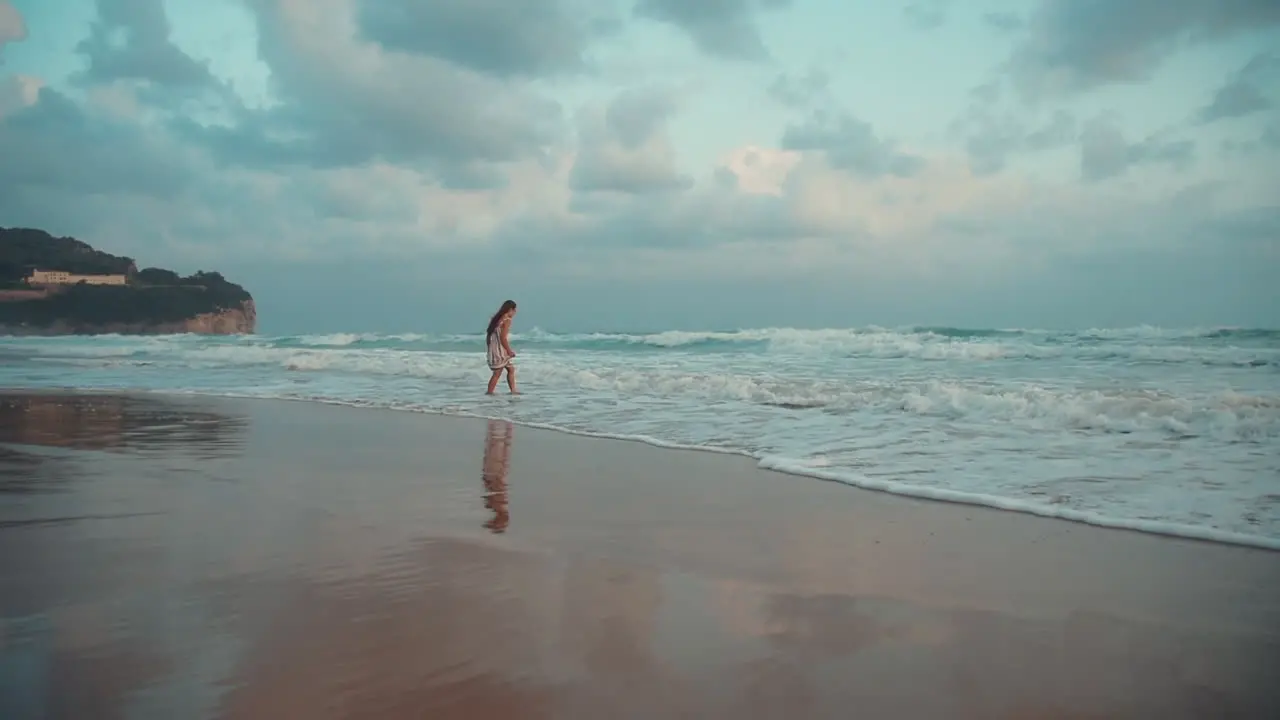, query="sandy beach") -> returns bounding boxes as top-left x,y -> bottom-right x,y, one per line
0,391 -> 1277,719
